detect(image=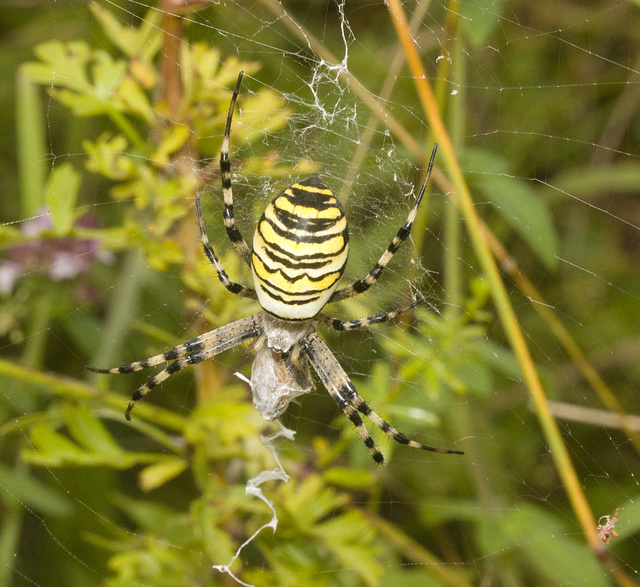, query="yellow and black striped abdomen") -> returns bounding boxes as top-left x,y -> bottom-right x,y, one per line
251,177 -> 349,320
